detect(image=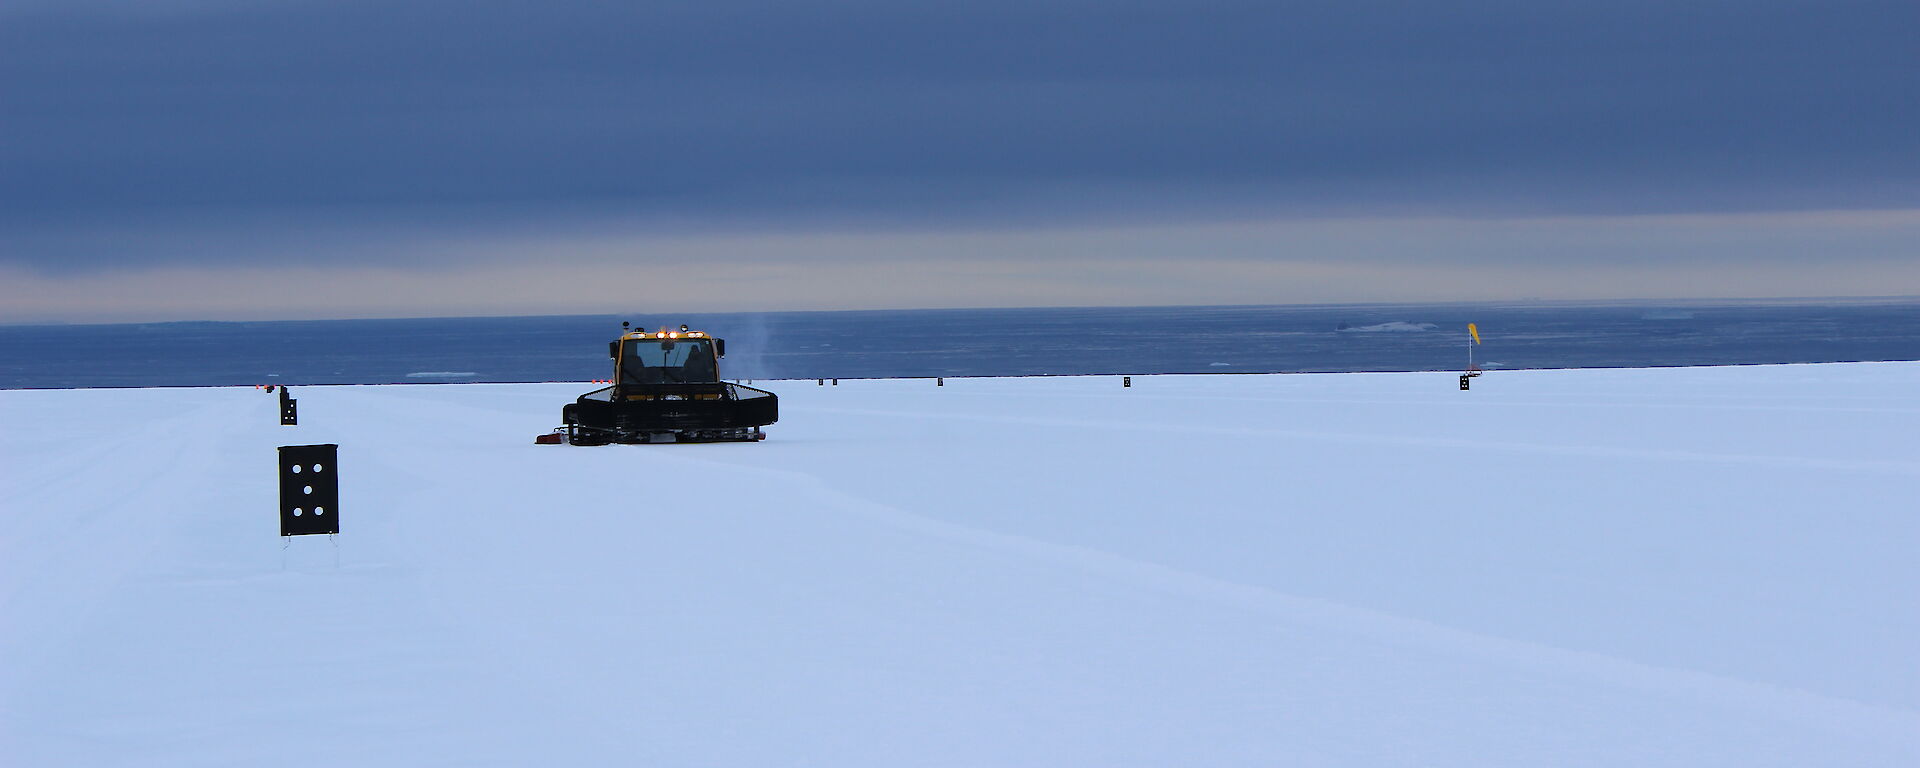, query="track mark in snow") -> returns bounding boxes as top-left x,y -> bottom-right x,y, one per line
809,406 -> 1920,476
673,455 -> 1920,744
